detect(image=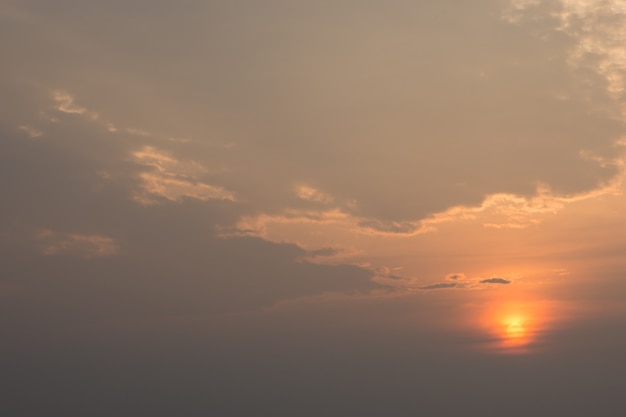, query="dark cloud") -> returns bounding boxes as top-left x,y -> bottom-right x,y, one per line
447,273 -> 465,280
479,278 -> 511,285
0,115 -> 379,323
306,247 -> 339,258
418,282 -> 460,290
